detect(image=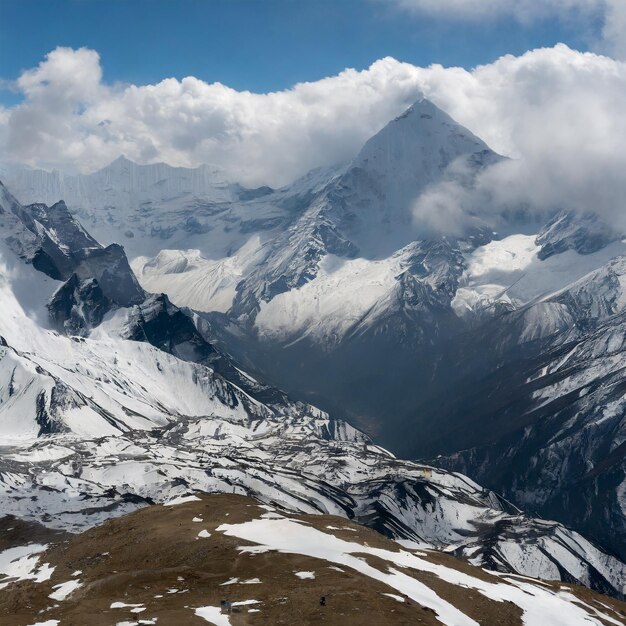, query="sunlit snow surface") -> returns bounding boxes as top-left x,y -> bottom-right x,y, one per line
255,253 -> 402,343
48,579 -> 82,601
194,606 -> 233,626
253,233 -> 626,345
132,235 -> 264,313
453,234 -> 626,317
0,544 -> 54,590
218,516 -> 623,626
